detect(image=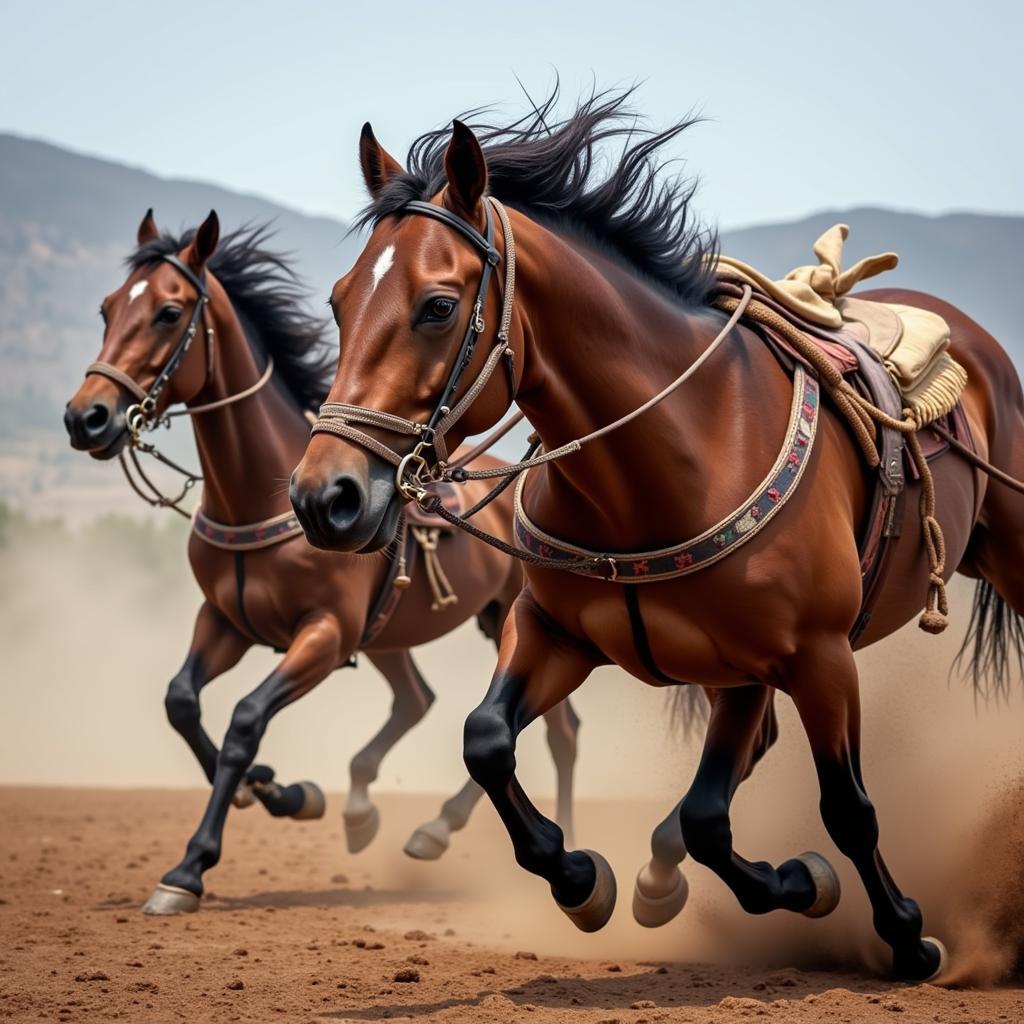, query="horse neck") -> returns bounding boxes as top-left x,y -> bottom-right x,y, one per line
512,223 -> 786,549
189,282 -> 311,525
